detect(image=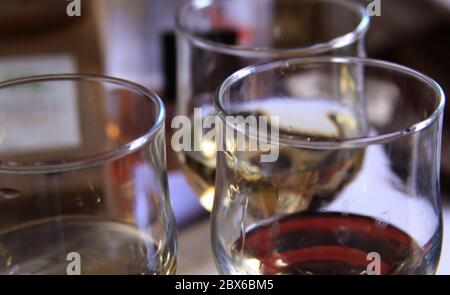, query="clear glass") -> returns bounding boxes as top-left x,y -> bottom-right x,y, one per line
175,0 -> 370,211
0,75 -> 176,275
212,57 -> 446,275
